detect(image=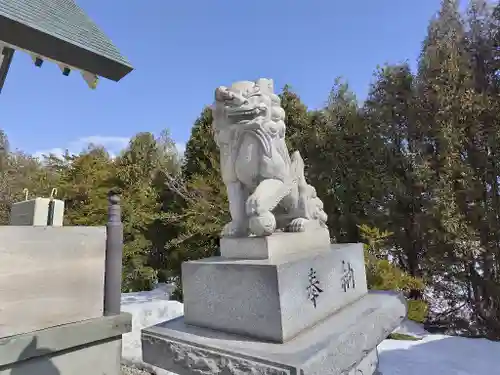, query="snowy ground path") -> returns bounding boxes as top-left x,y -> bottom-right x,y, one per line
121,284 -> 500,375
